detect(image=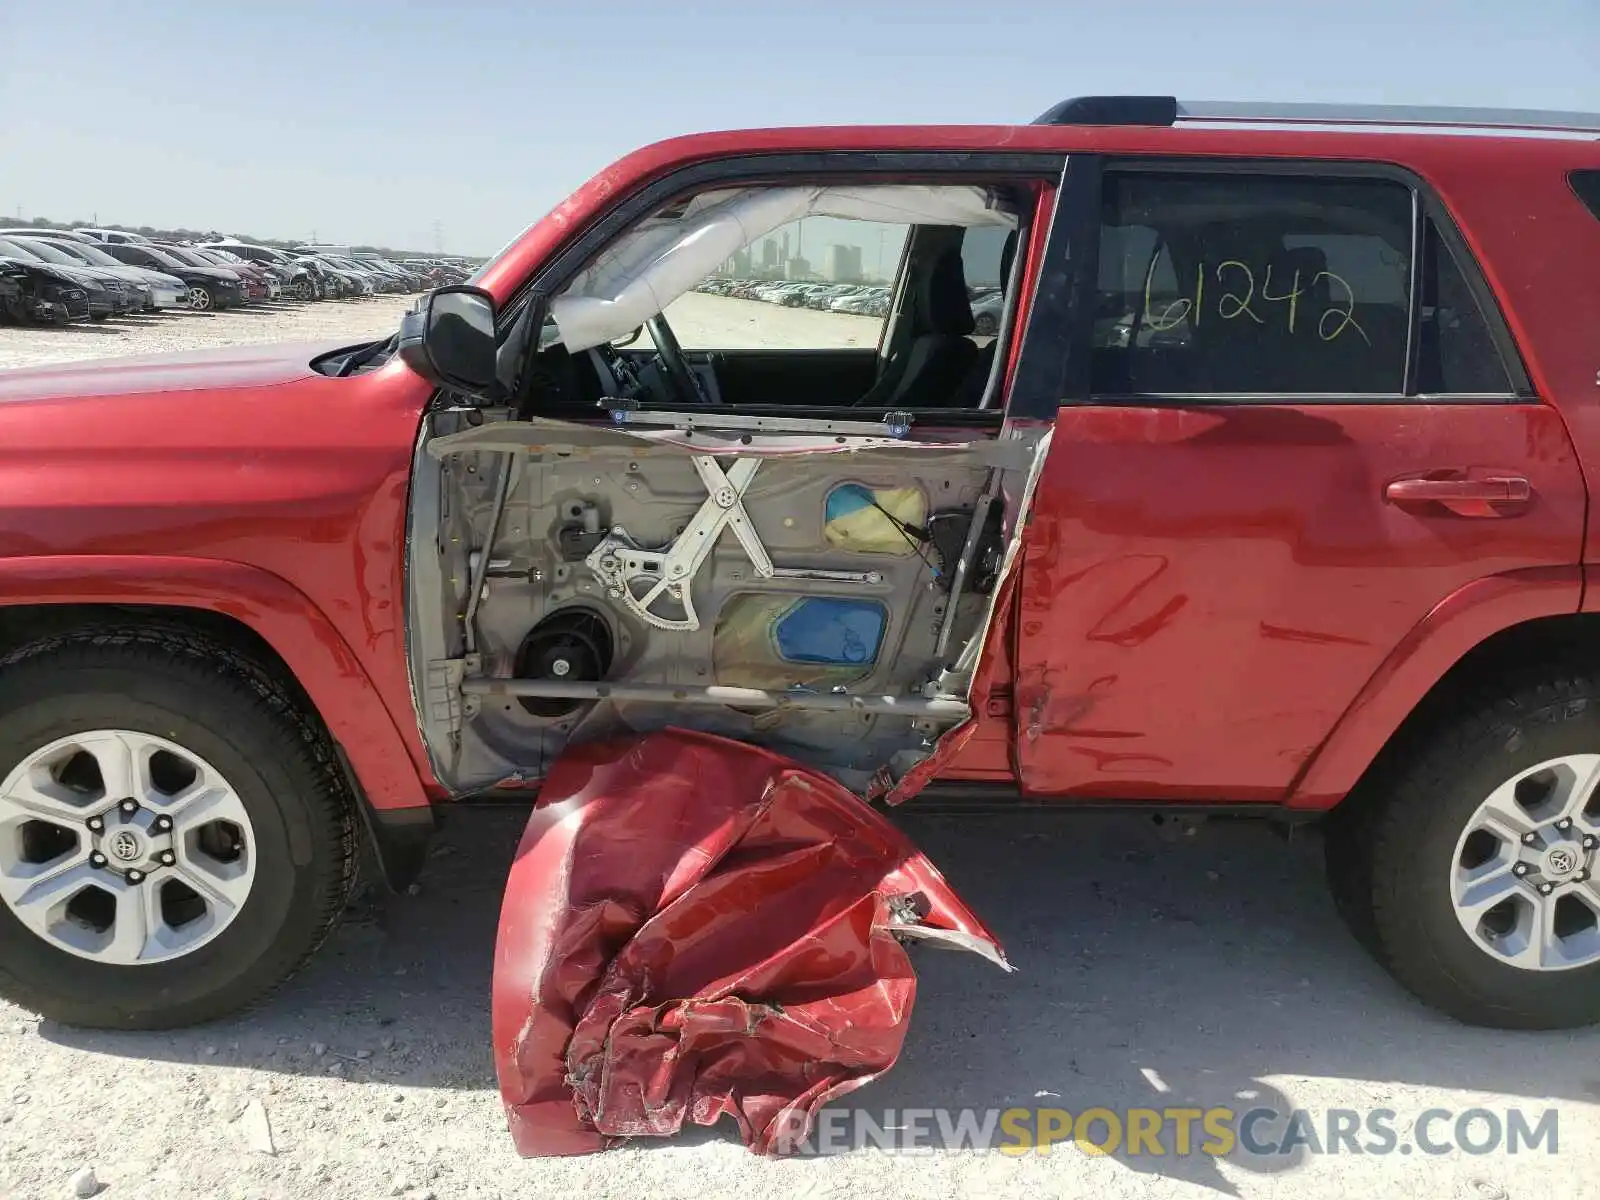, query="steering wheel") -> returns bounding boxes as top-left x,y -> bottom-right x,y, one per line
646,314 -> 703,405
